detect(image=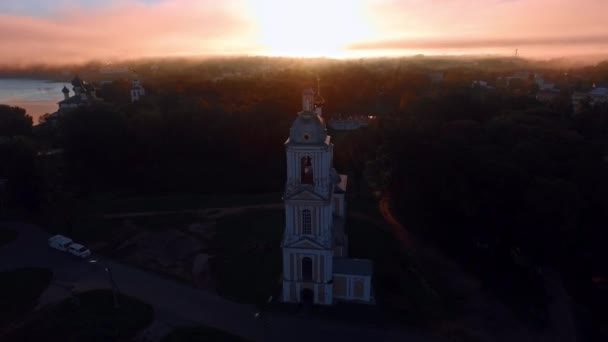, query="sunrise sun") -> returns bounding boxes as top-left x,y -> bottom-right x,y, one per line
247,0 -> 372,58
